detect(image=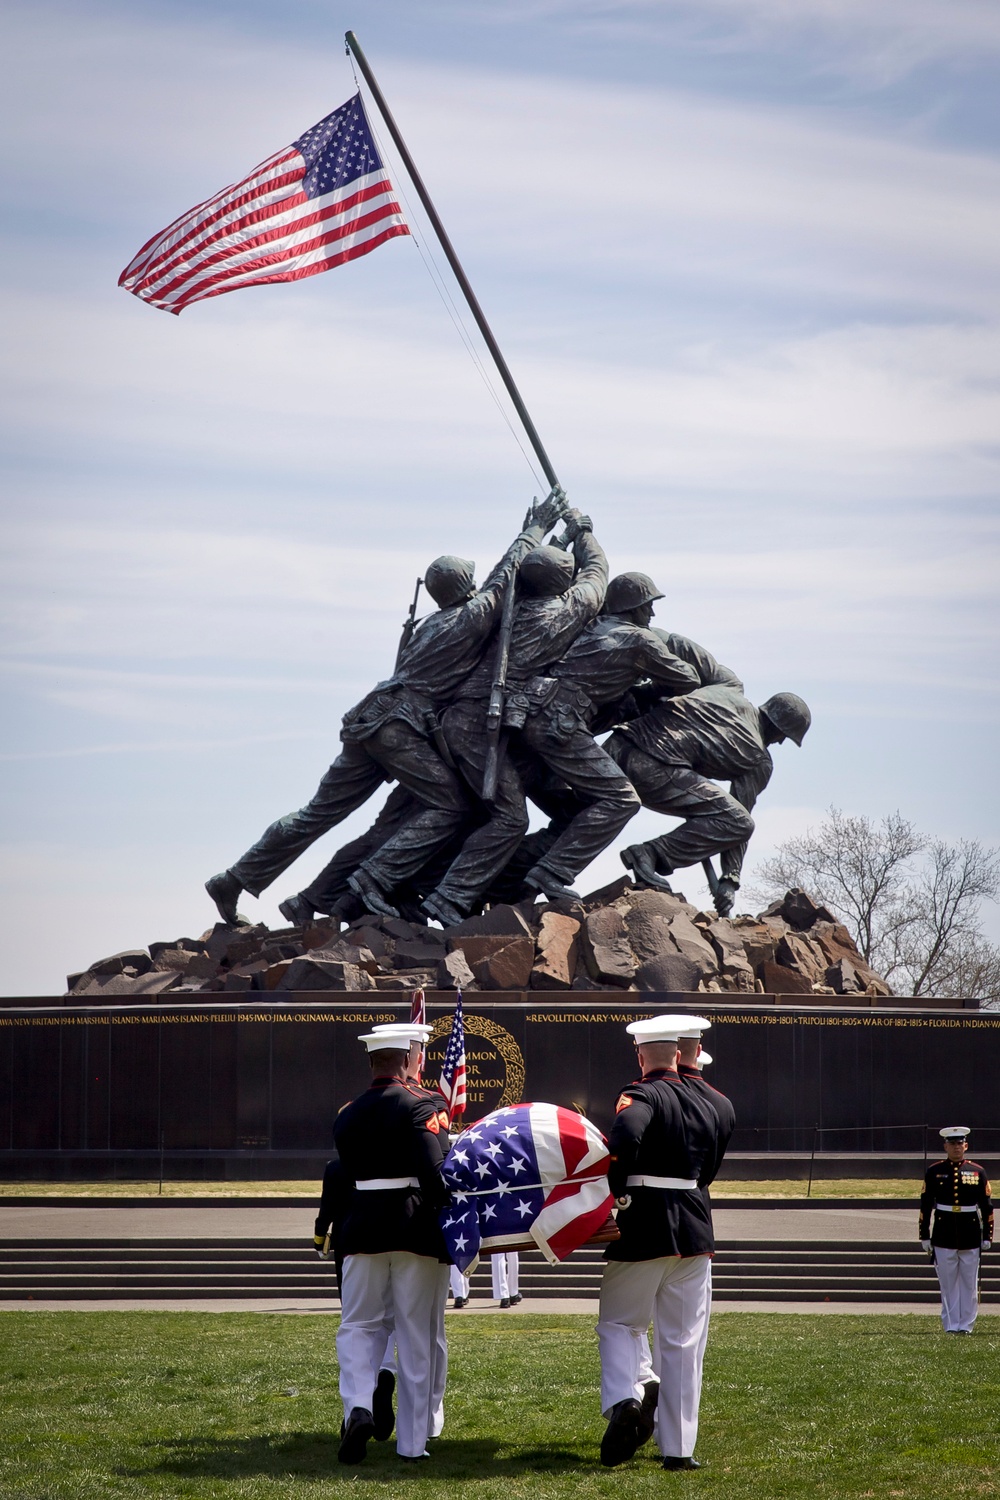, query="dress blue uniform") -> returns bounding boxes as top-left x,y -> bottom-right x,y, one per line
597,1014 -> 723,1471
919,1126 -> 993,1334
331,1027 -> 451,1462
